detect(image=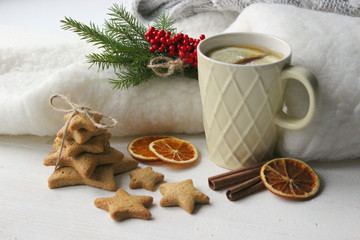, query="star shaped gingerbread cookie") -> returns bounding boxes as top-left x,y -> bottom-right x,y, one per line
57,126 -> 109,144
64,112 -> 102,132
43,147 -> 124,178
53,133 -> 110,157
129,167 -> 164,191
48,164 -> 118,191
159,179 -> 210,213
47,154 -> 138,190
94,188 -> 153,221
